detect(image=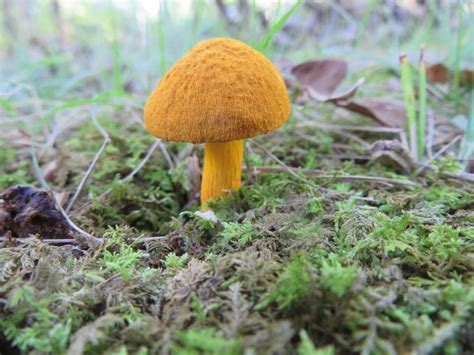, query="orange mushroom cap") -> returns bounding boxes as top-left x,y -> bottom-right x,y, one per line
144,38 -> 291,144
